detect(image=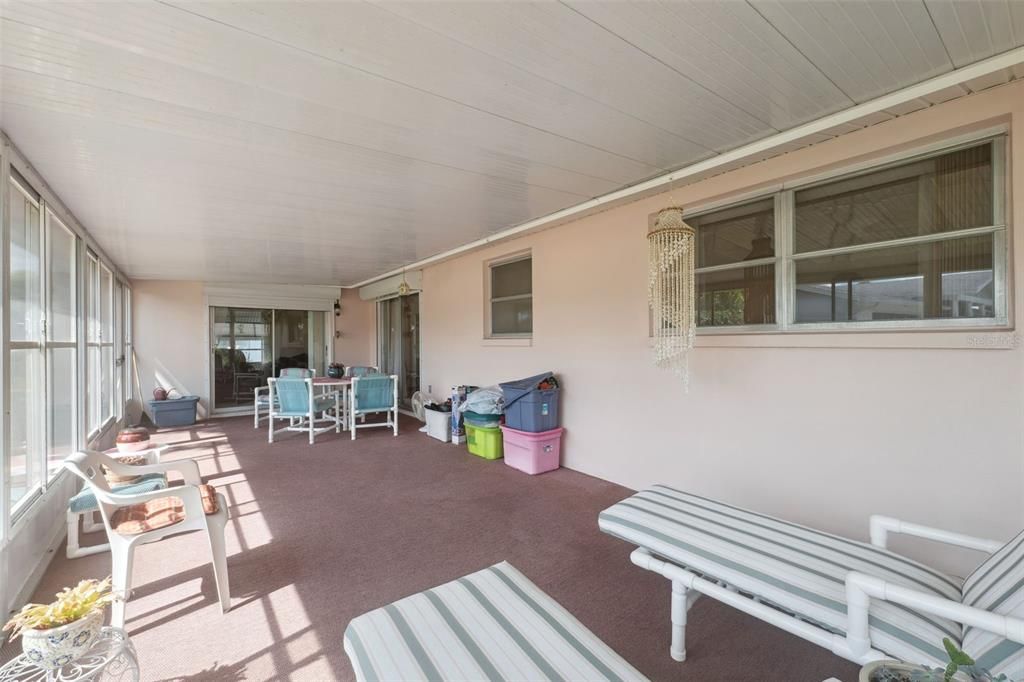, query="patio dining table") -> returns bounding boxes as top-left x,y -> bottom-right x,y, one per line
312,376 -> 352,430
